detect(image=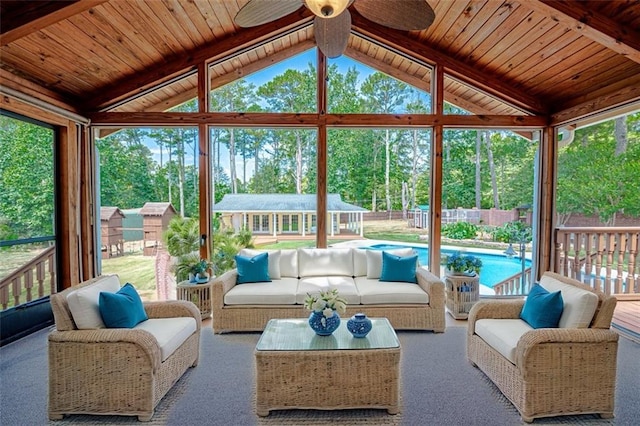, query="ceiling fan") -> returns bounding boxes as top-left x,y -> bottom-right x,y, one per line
234,0 -> 435,58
